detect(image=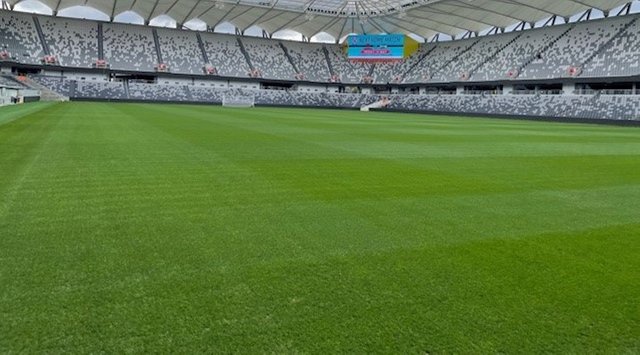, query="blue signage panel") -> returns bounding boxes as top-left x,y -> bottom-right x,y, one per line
347,34 -> 405,60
